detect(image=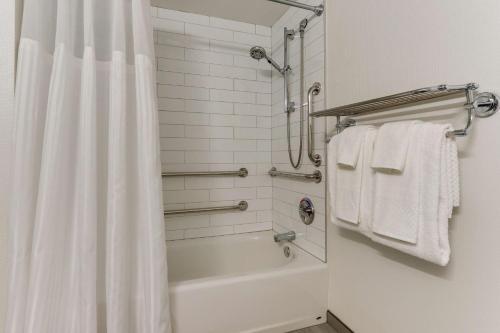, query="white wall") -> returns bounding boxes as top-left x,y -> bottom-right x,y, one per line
326,0 -> 500,332
151,7 -> 274,240
0,0 -> 18,329
271,2 -> 327,261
